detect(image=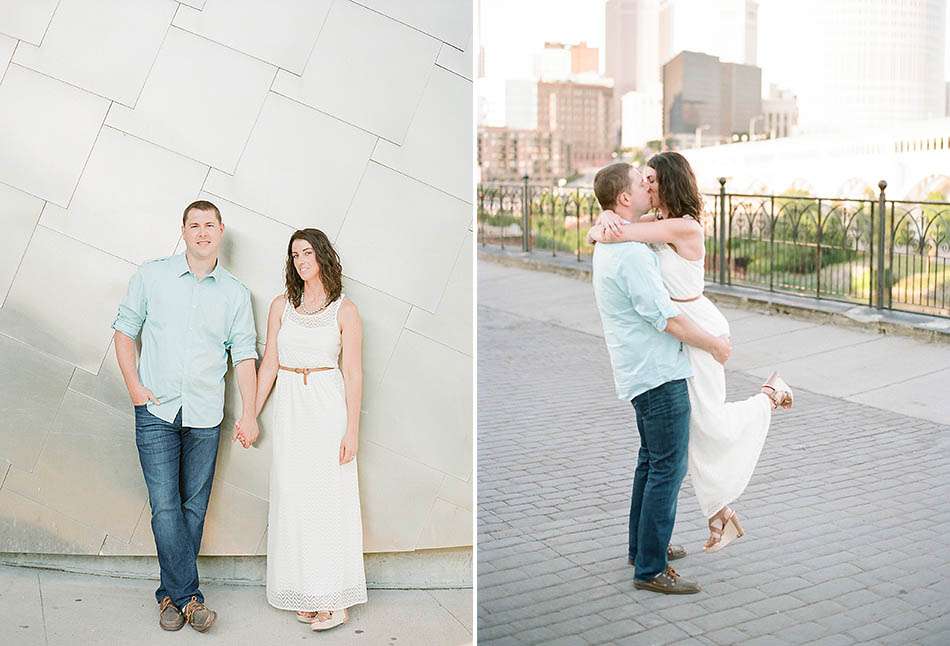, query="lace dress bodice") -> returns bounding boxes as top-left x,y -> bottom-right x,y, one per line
277,295 -> 344,368
654,244 -> 705,300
